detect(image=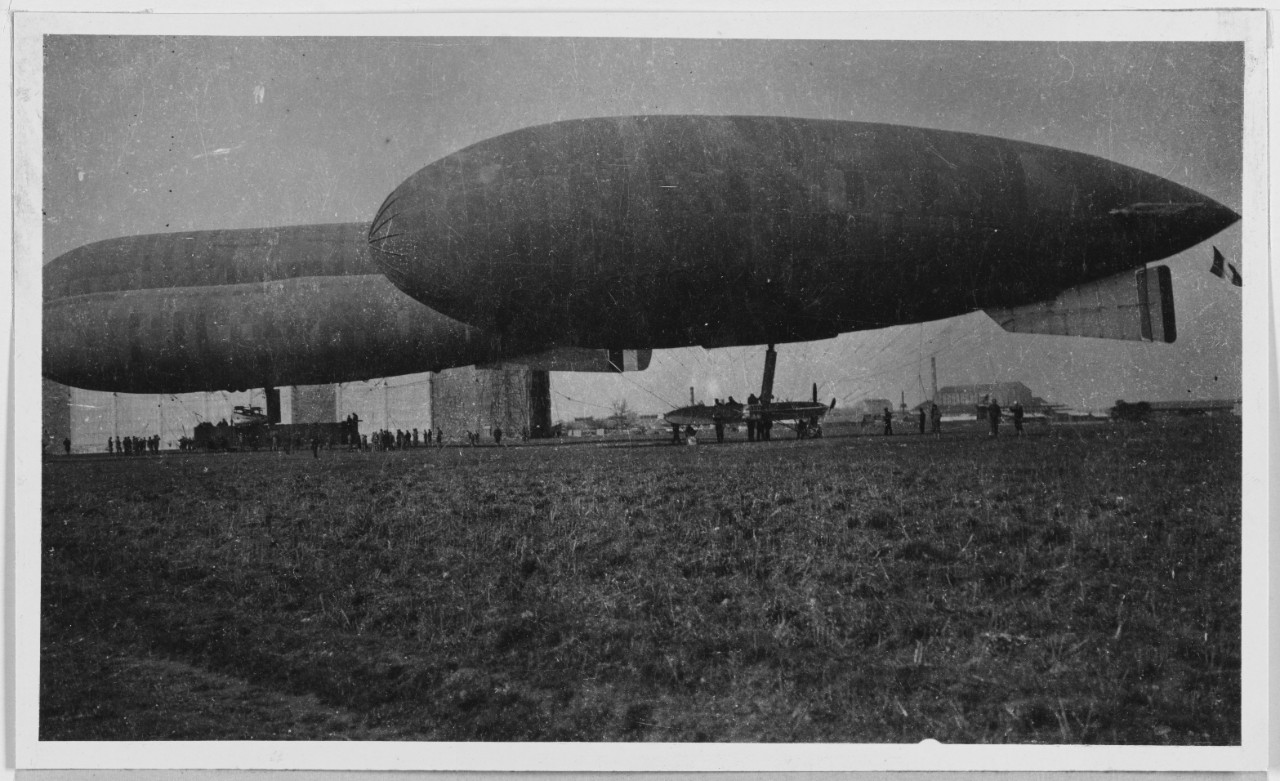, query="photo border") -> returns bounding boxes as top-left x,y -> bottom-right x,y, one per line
10,6 -> 1271,773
